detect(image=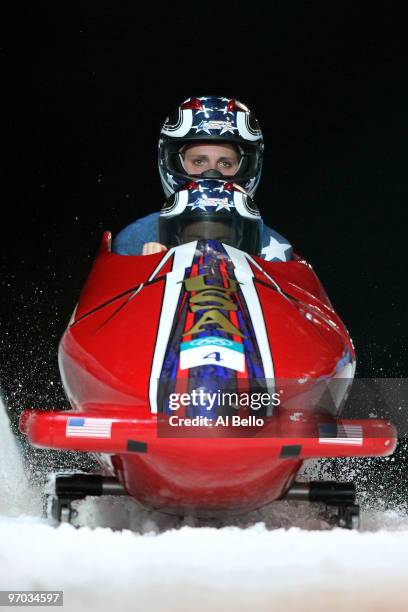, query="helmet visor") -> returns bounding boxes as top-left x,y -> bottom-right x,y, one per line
180,220 -> 237,246
159,213 -> 262,254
